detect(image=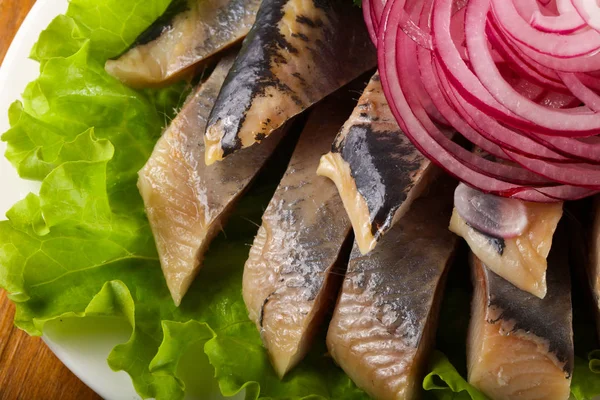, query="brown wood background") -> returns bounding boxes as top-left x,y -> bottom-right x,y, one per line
0,1 -> 100,399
